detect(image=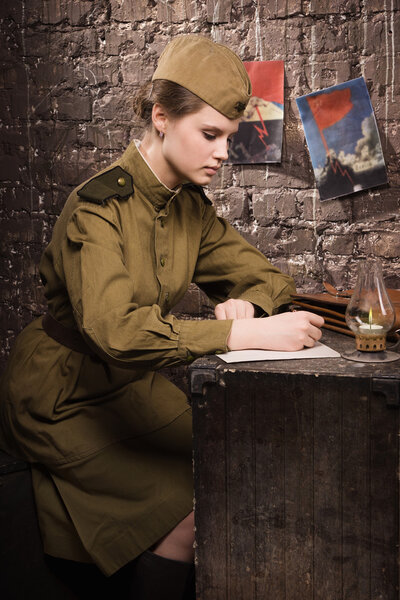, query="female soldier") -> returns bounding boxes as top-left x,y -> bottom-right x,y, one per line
0,35 -> 323,599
